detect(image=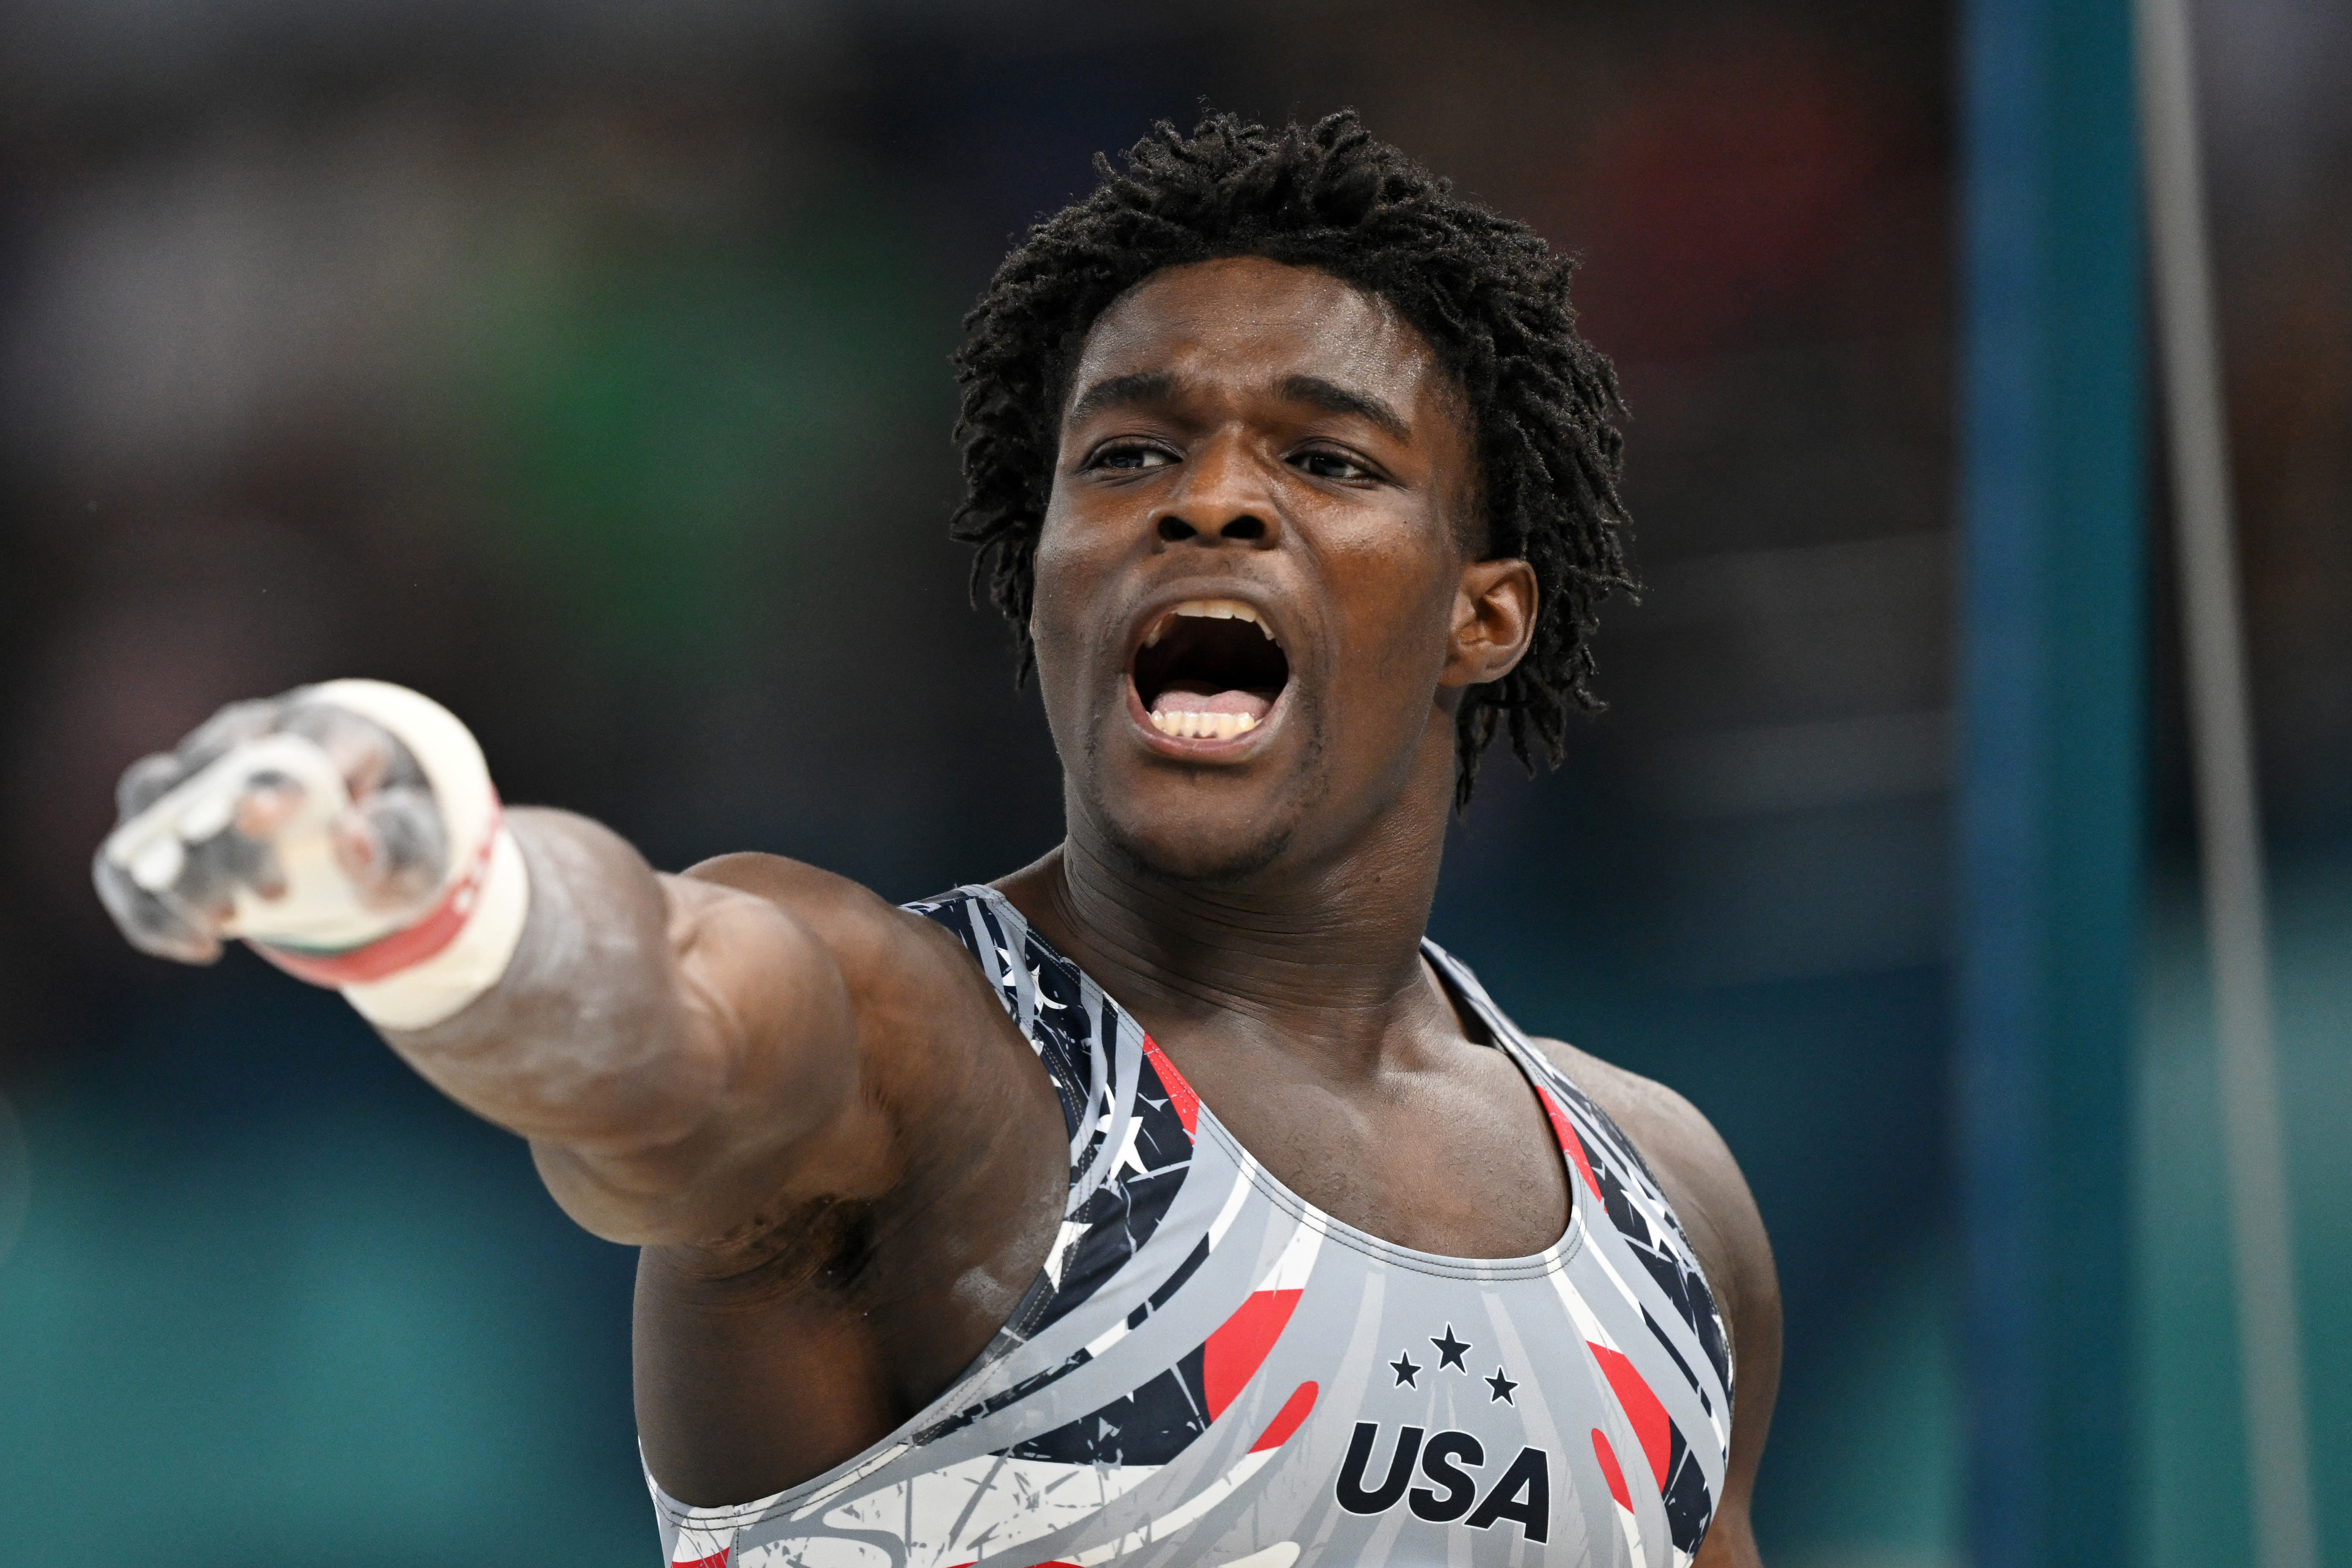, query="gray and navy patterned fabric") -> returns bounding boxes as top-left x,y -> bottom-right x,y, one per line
646,887 -> 1734,1568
